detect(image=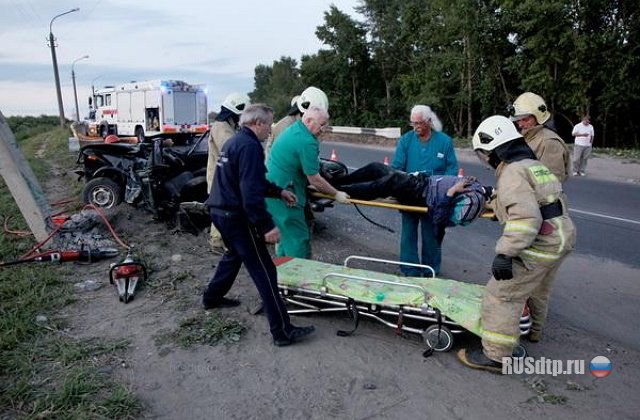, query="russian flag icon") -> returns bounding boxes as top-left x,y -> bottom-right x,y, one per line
589,356 -> 612,378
